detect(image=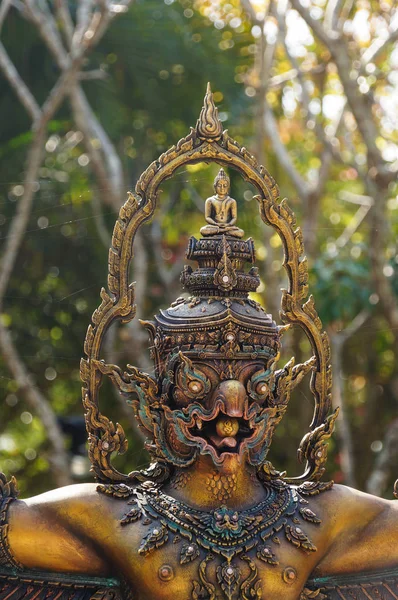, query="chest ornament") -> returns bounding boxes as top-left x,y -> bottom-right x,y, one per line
98,479 -> 332,600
